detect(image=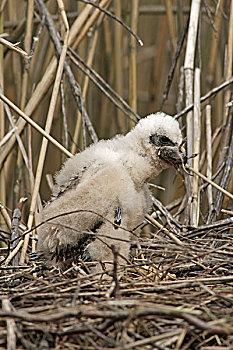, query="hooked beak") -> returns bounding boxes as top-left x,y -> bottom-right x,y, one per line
179,138 -> 187,155
180,145 -> 186,155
